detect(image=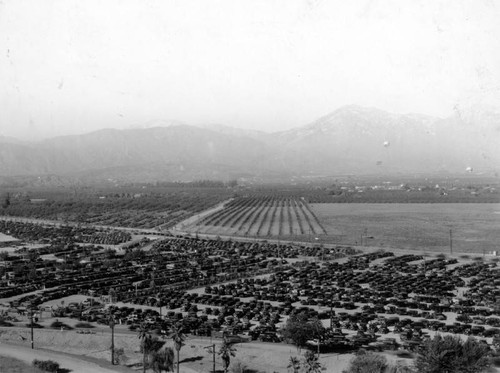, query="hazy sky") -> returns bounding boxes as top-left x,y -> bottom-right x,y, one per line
1,0 -> 500,140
